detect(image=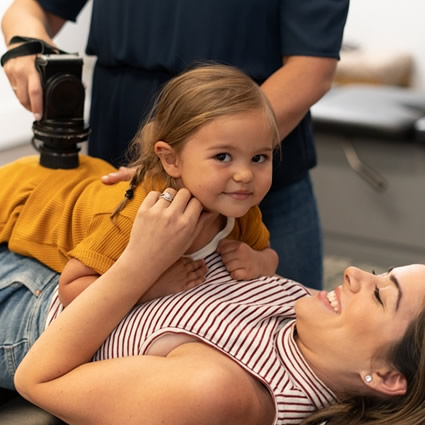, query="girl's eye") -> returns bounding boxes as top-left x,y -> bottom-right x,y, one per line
374,286 -> 384,306
215,153 -> 231,162
252,154 -> 266,163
